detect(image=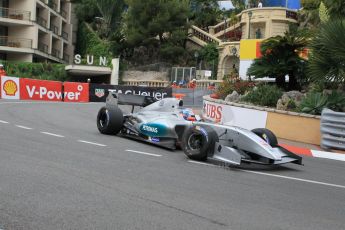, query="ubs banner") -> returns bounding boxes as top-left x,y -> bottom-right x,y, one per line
89,84 -> 172,102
